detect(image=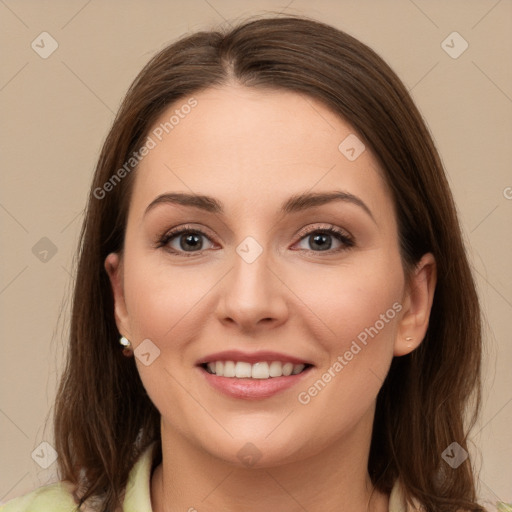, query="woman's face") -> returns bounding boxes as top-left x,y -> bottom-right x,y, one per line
106,84 -> 433,467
